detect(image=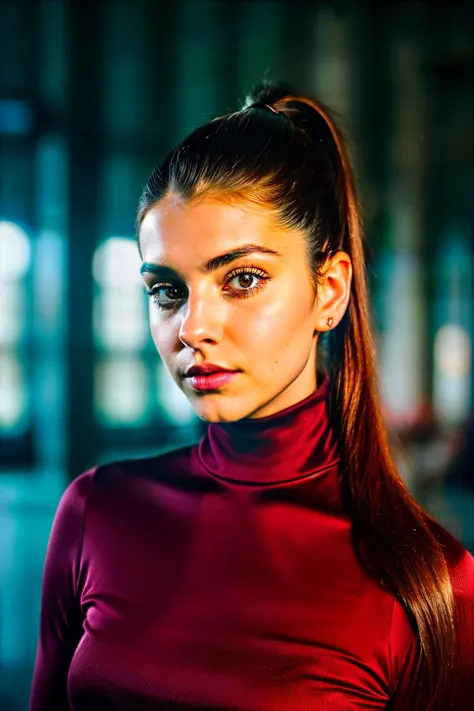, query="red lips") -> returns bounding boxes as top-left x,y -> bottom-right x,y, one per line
185,363 -> 238,377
